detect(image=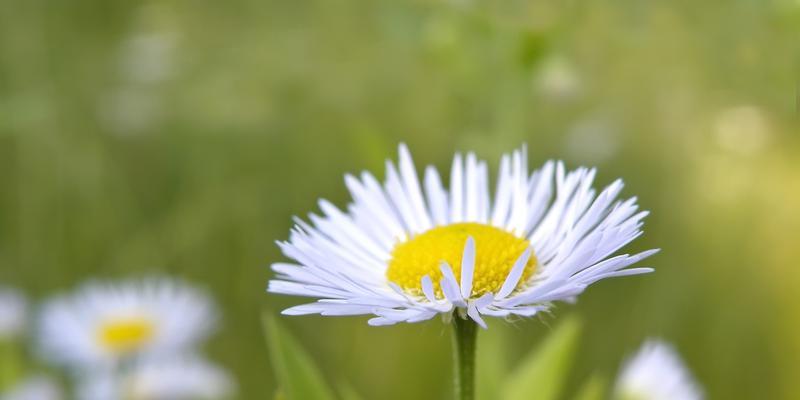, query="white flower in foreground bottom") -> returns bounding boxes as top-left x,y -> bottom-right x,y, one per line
1,375 -> 62,400
614,340 -> 703,400
123,357 -> 235,400
269,144 -> 657,327
0,287 -> 27,339
74,369 -> 116,400
38,279 -> 216,368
